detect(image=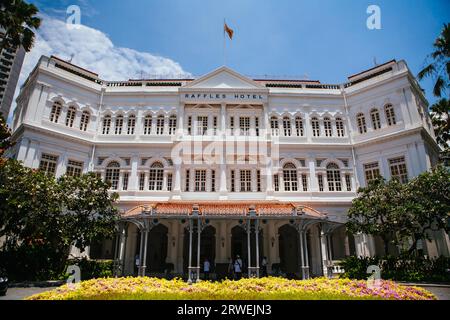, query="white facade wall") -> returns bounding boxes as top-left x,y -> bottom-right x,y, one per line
9,56 -> 448,263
